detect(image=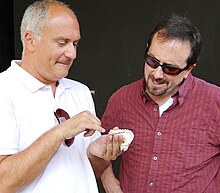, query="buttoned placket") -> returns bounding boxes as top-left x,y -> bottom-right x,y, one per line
147,104 -> 168,192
